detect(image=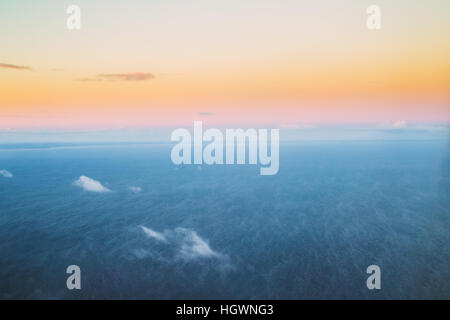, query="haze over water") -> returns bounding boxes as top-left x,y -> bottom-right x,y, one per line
0,140 -> 448,299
